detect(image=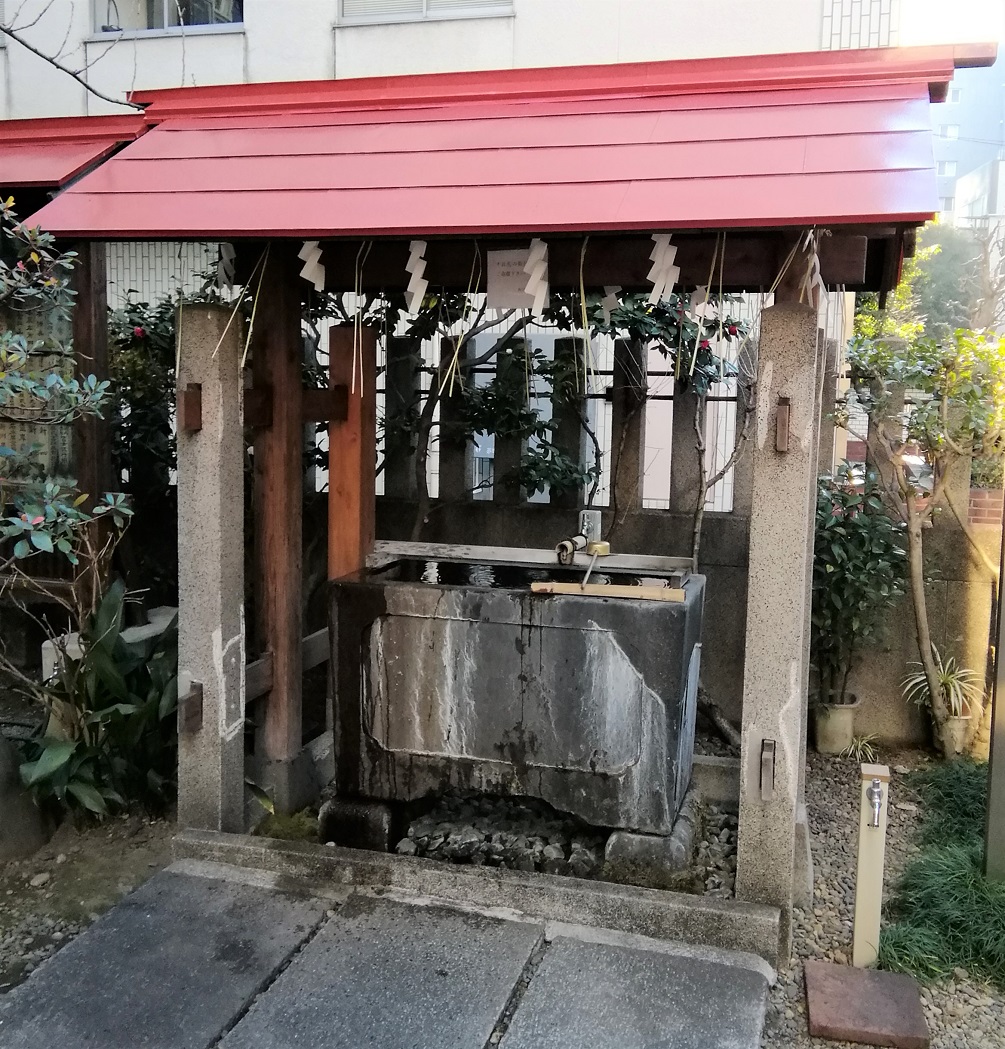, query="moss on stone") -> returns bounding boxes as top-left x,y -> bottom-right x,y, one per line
253,809 -> 319,842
